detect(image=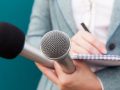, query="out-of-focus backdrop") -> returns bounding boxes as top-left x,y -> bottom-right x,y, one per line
0,0 -> 42,90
